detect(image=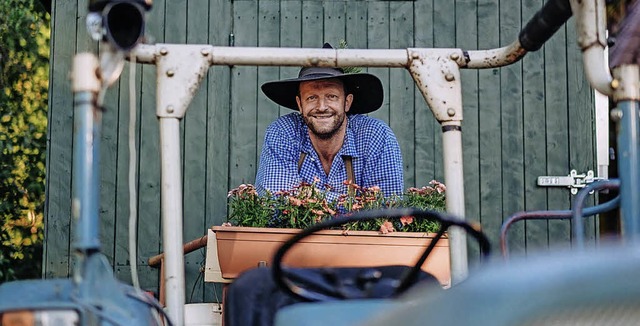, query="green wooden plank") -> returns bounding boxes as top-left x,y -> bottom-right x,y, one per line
389,2 -> 415,187
323,1 -> 346,44
183,0 -> 210,303
432,0 -> 454,183
566,21 -> 596,246
345,1 -> 367,50
204,0 -> 232,303
545,25 -> 572,249
455,0 -> 481,263
521,0 -> 549,254
44,0 -> 78,279
257,0 -> 282,160
77,1 -> 98,53
366,1 -> 390,124
477,0 -> 503,249
229,1 -> 258,189
112,63 -> 143,280
129,0 -> 167,293
500,0 -> 526,255
279,0 -> 302,117
302,1 -> 323,47
414,0 -> 437,190
97,77 -> 120,269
